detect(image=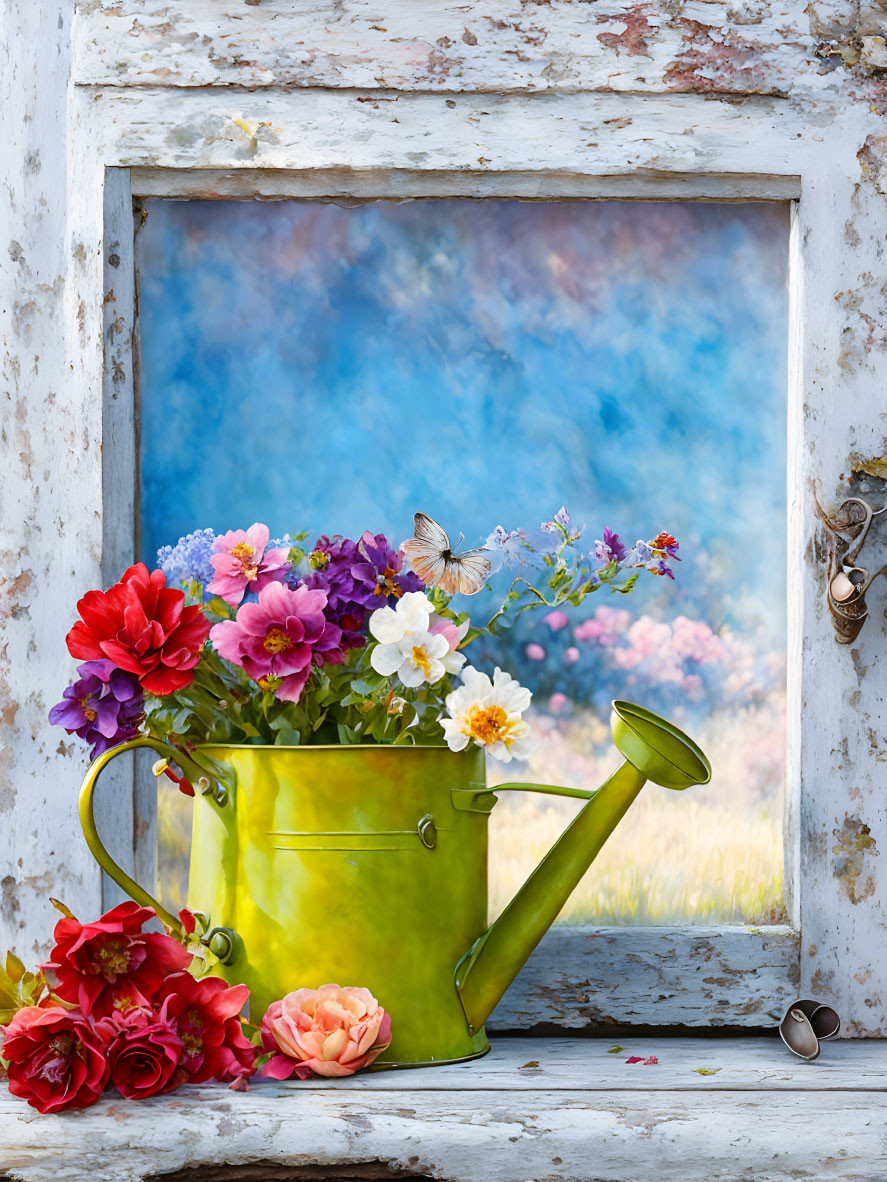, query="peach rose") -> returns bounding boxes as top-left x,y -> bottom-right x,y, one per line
260,984 -> 391,1079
